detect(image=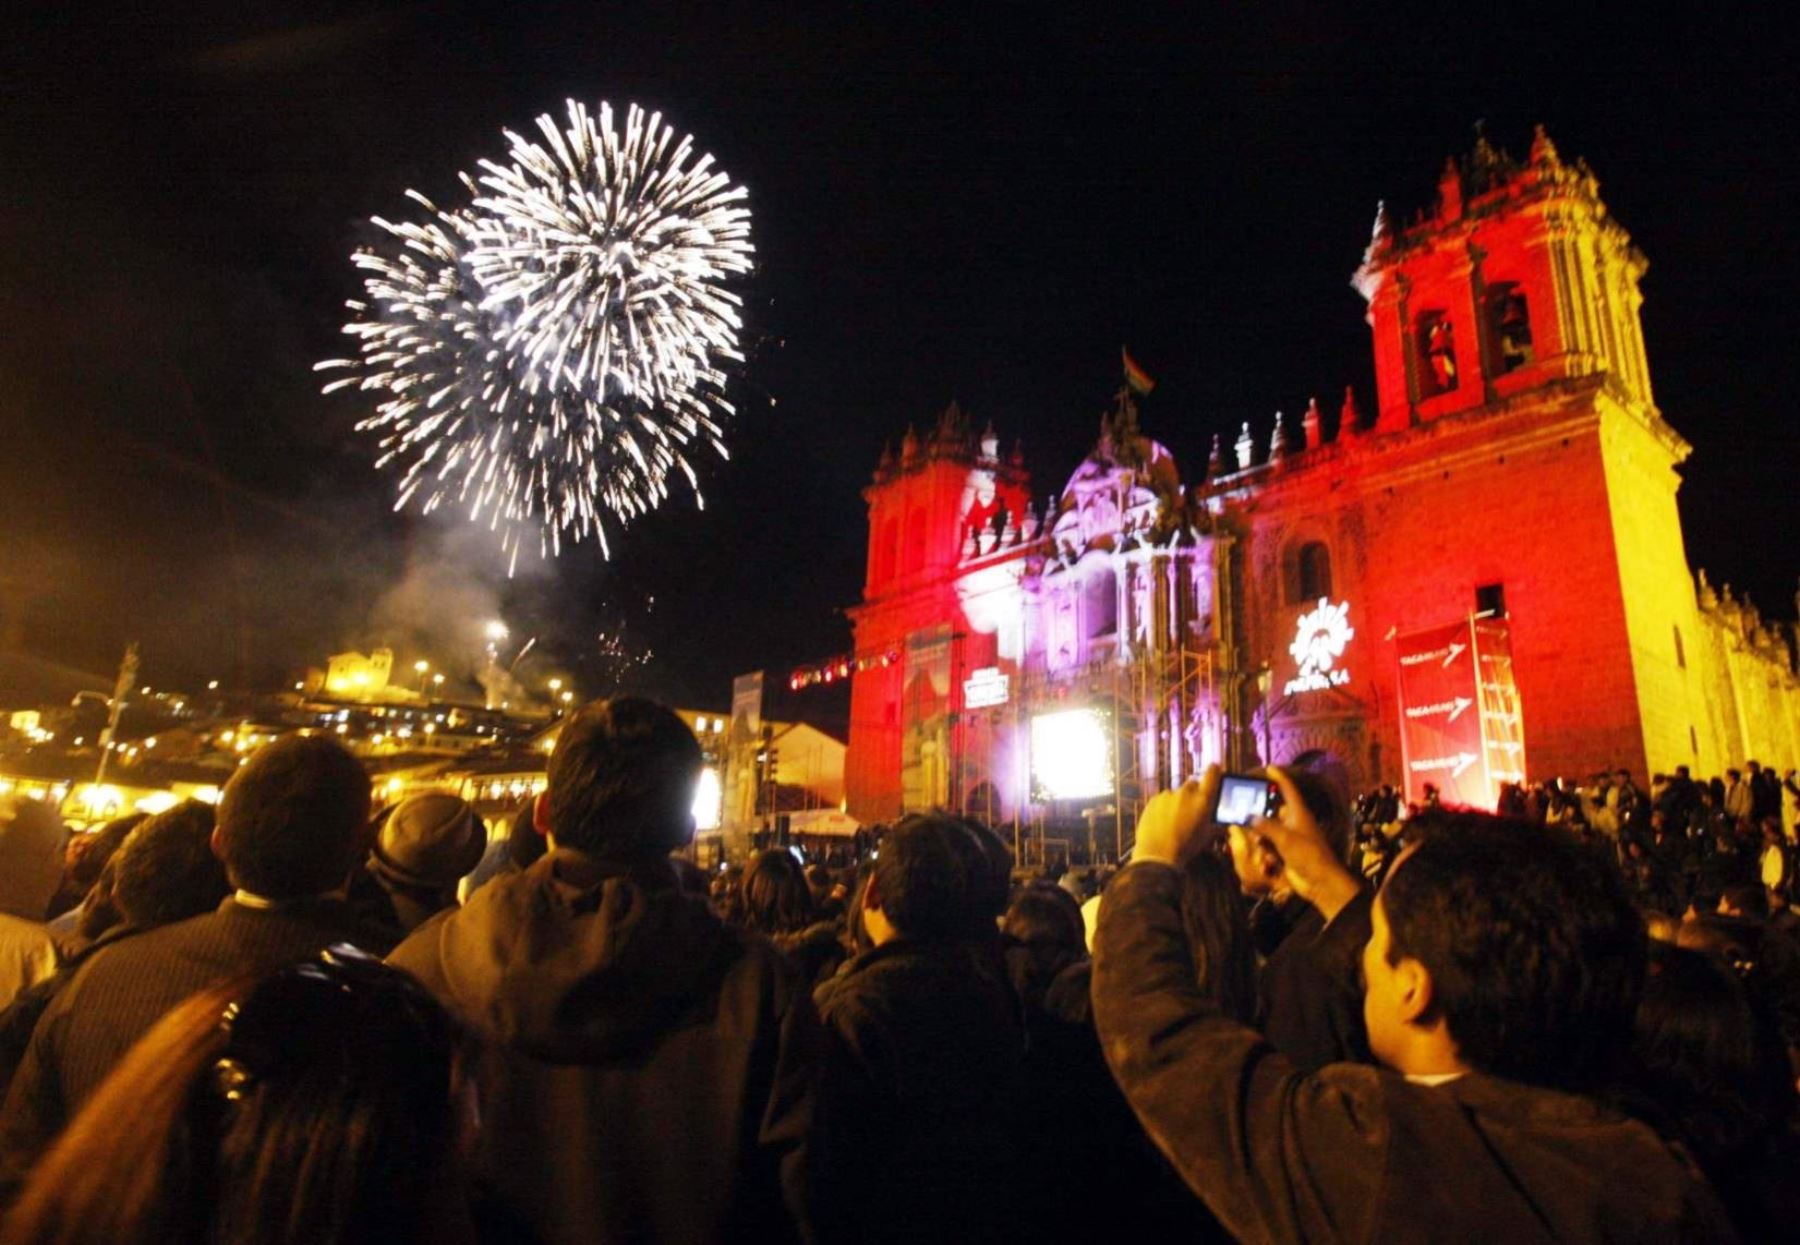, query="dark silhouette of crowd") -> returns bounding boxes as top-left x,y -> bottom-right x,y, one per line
1,698 -> 1797,1243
